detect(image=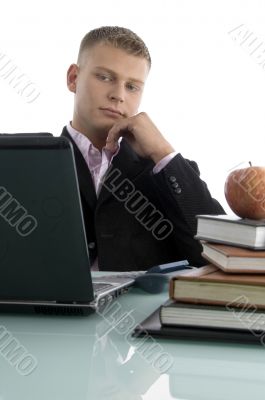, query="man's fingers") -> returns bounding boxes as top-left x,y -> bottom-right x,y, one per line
108,119 -> 127,139
105,136 -> 119,152
106,119 -> 130,151
106,126 -> 123,152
